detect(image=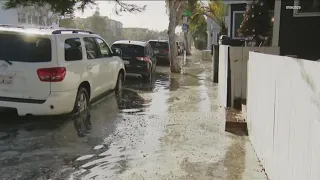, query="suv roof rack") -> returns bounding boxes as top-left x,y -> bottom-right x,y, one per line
52,29 -> 94,34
